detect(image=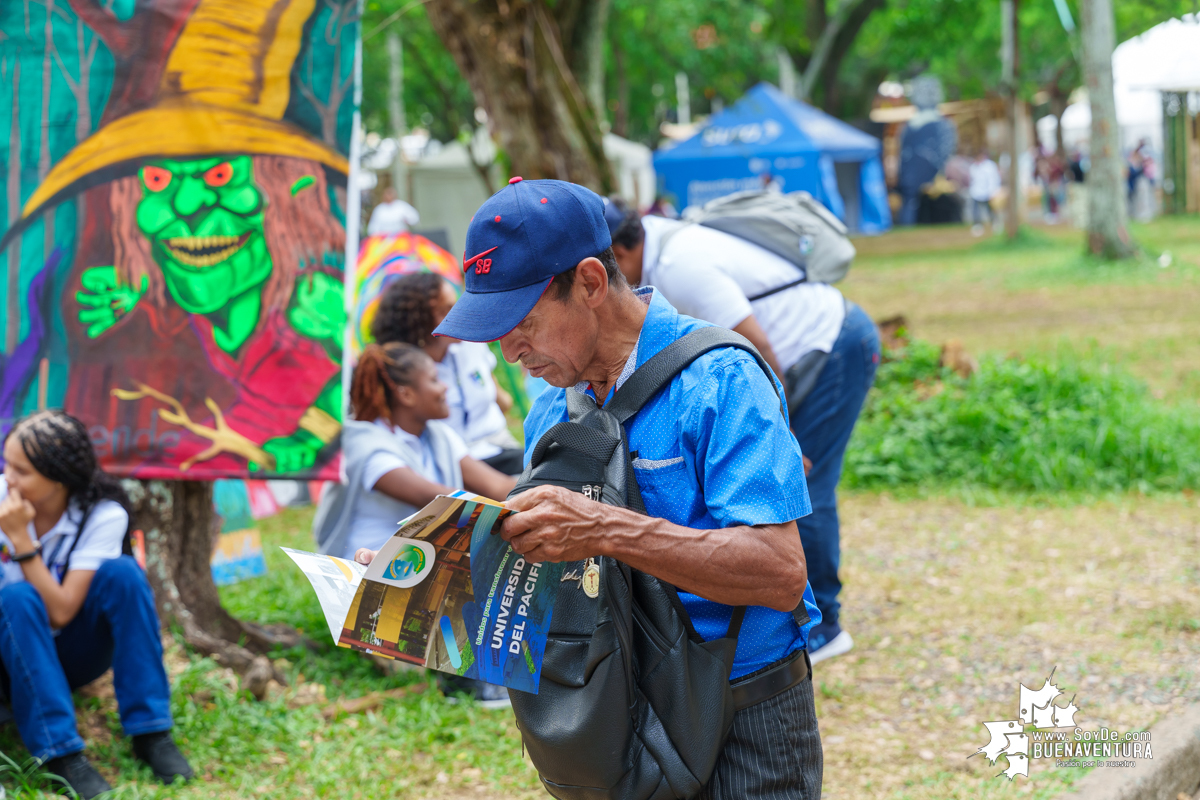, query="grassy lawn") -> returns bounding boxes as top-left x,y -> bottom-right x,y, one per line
3,217 -> 1199,798
844,219 -> 1200,405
